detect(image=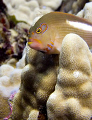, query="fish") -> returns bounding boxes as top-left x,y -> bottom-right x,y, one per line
28,12 -> 92,54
